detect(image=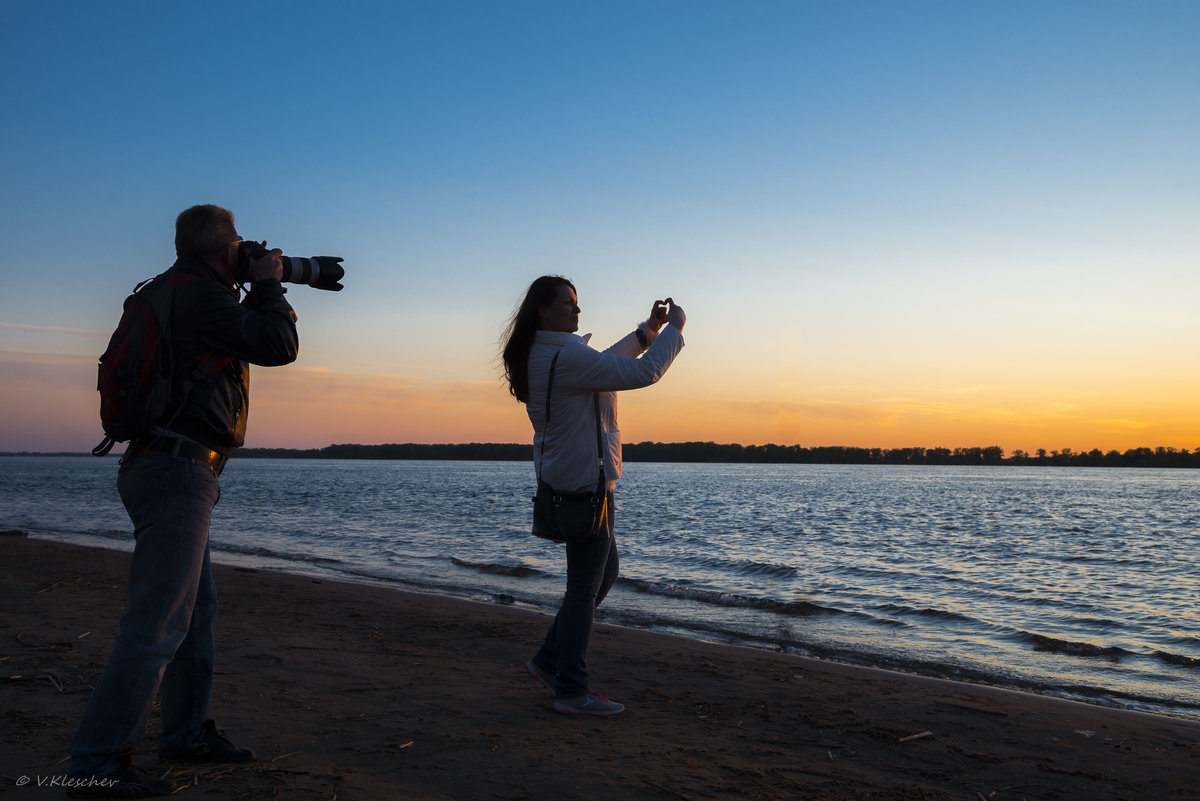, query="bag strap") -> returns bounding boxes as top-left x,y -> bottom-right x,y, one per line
537,349 -> 606,493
